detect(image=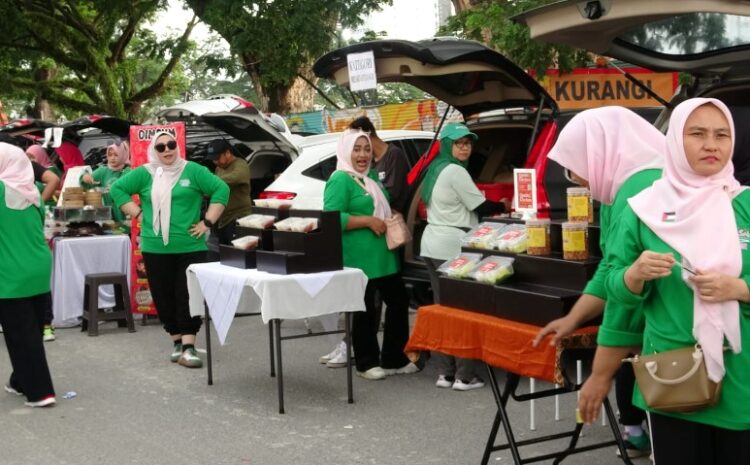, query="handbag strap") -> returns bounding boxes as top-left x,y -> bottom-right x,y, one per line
644,348 -> 704,385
